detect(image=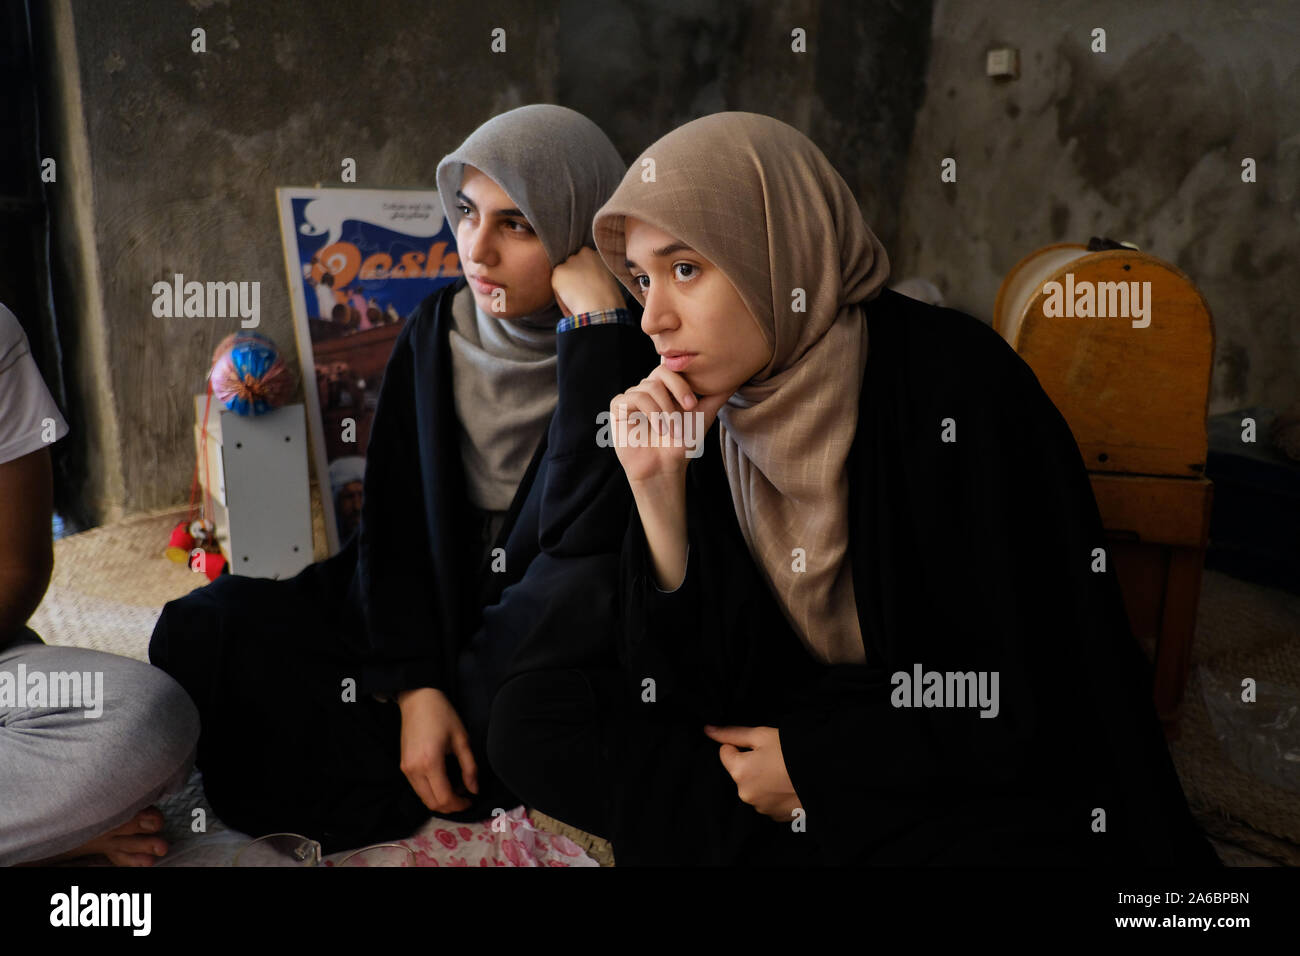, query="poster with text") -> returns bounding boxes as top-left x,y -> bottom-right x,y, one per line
276,186 -> 461,555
